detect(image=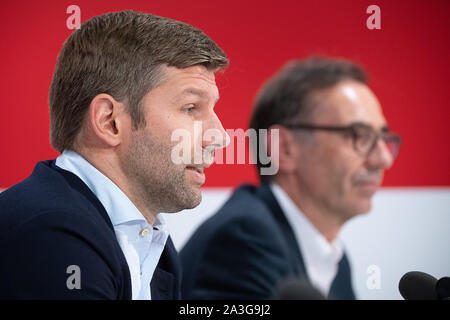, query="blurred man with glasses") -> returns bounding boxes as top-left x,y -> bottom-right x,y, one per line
180,57 -> 401,299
